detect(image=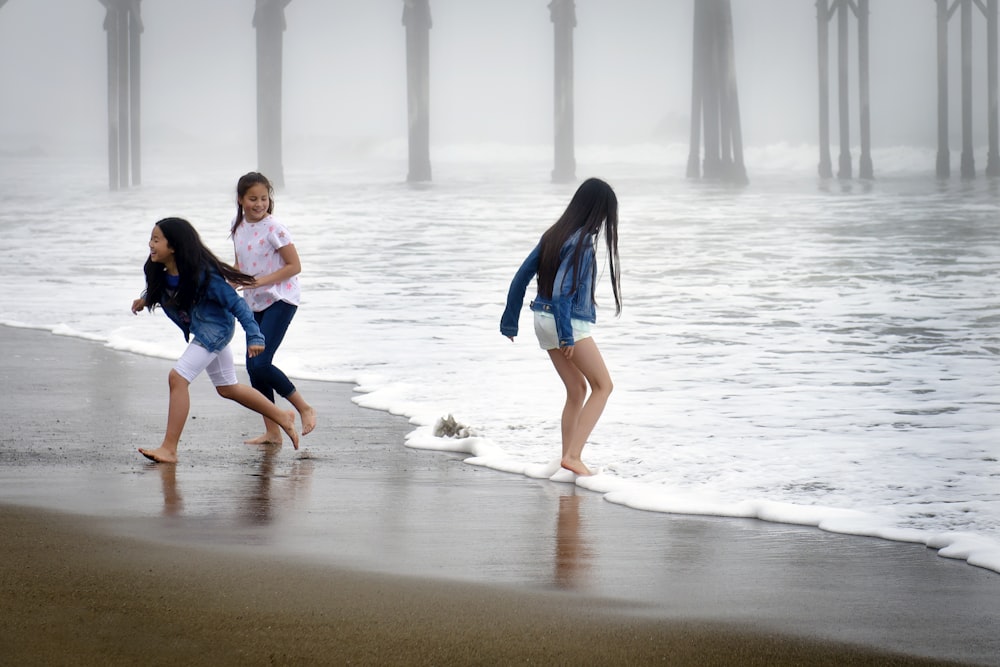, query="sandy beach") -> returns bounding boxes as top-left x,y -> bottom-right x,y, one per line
0,325 -> 997,666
